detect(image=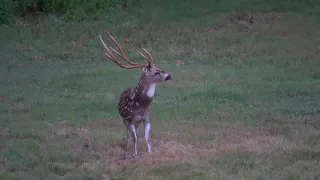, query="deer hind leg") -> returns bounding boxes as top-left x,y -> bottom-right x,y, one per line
123,119 -> 131,152
144,120 -> 152,154
129,123 -> 138,157
135,123 -> 141,152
